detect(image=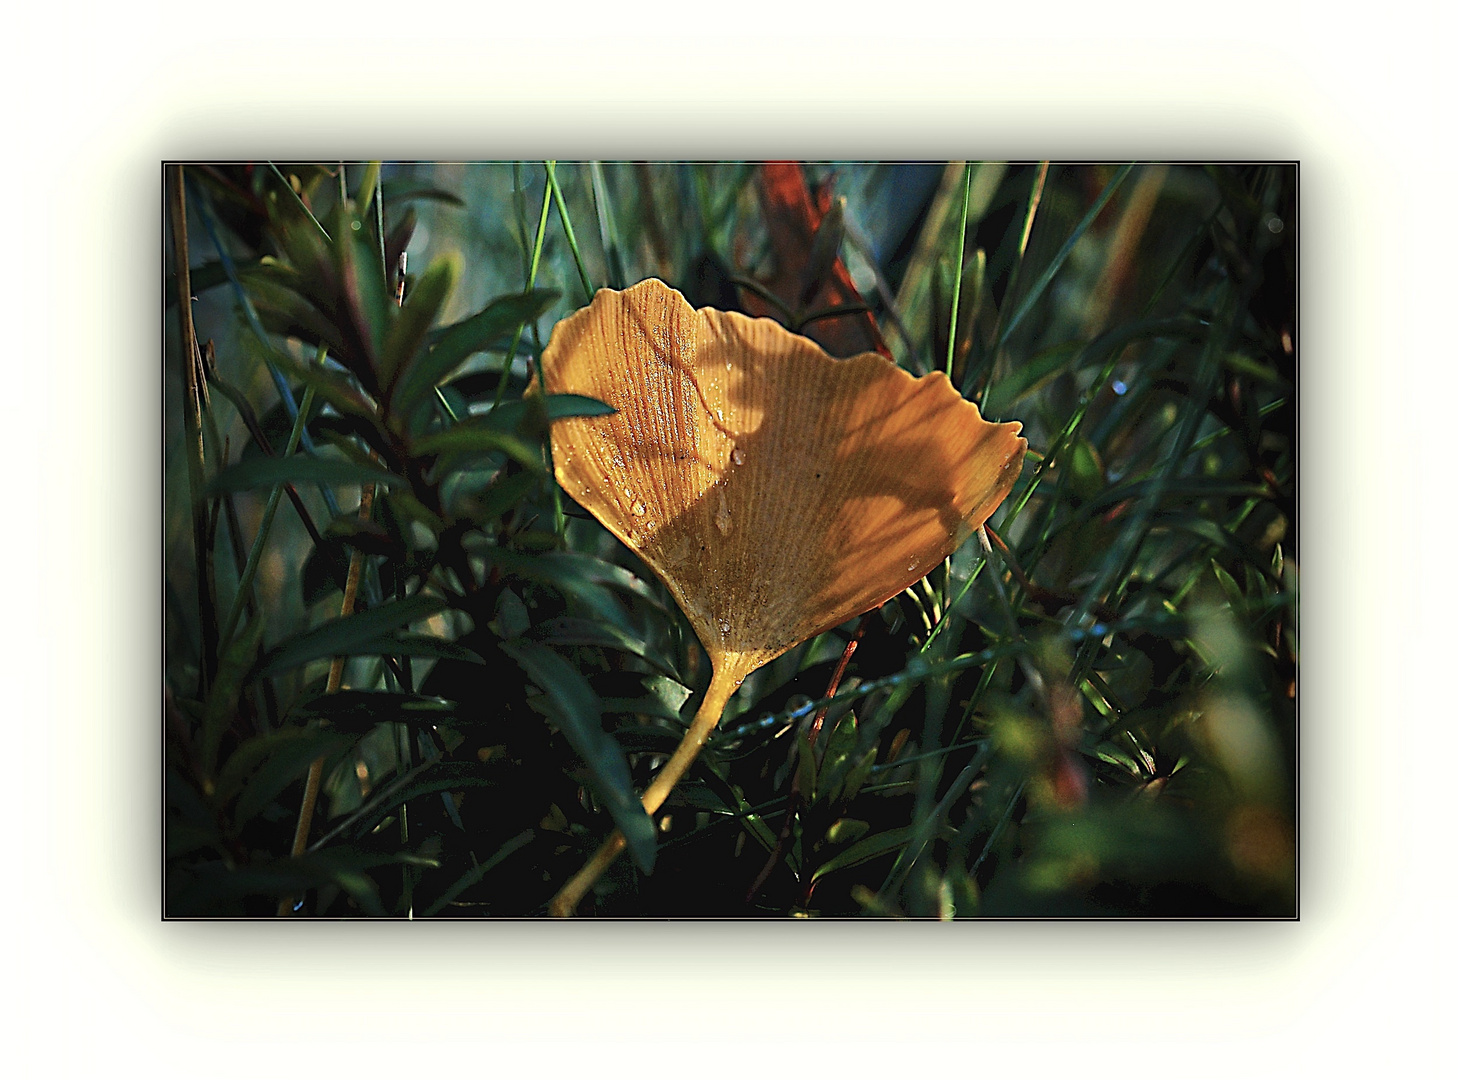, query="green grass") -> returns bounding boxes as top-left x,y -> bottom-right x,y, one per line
164,161 -> 1296,918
